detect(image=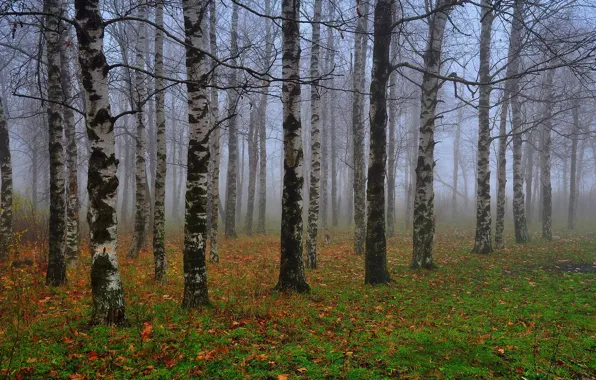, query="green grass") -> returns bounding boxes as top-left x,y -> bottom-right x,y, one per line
0,227 -> 594,379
